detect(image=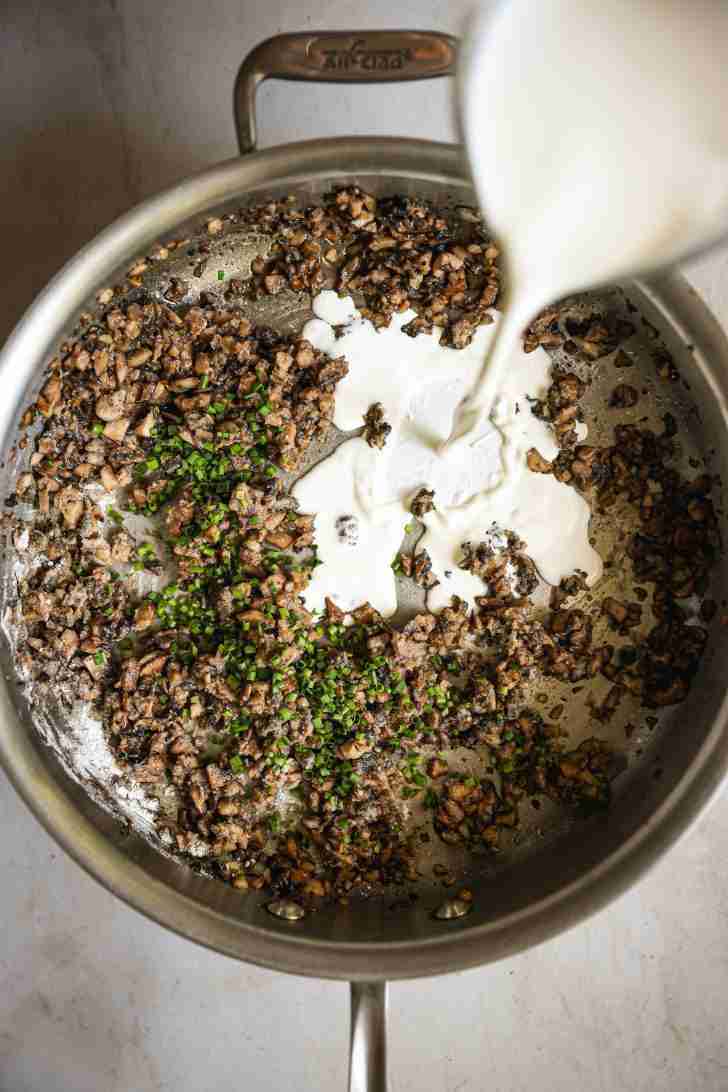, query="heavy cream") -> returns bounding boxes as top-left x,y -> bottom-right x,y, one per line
292,293 -> 601,617
447,0 -> 728,450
